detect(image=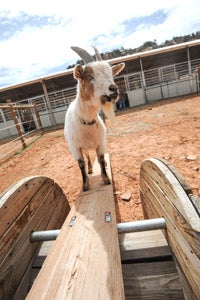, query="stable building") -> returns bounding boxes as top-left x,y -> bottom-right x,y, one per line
0,39 -> 200,135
